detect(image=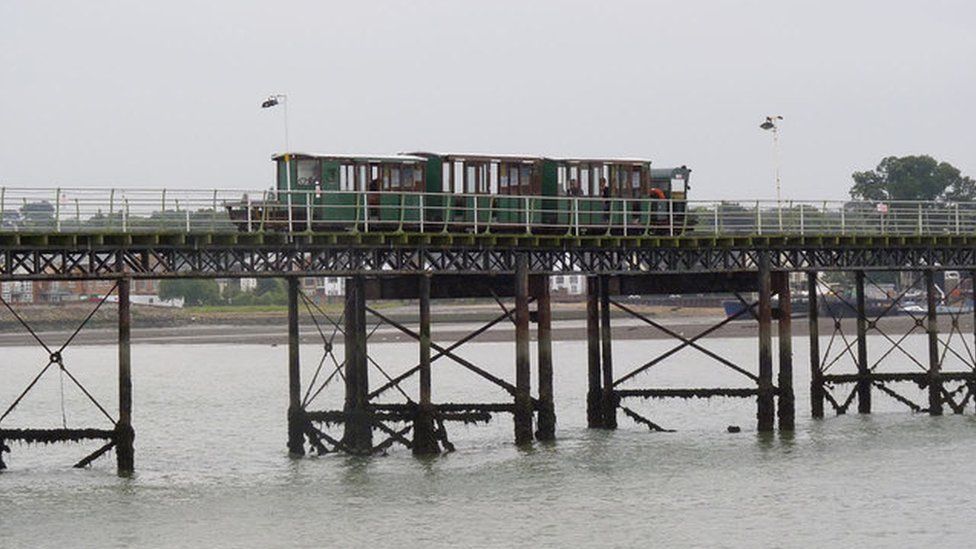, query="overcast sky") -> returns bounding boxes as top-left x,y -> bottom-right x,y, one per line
1,0 -> 973,200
